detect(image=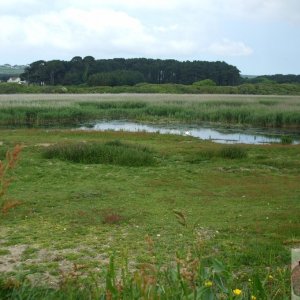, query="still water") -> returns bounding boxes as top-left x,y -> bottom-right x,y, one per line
80,121 -> 300,145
